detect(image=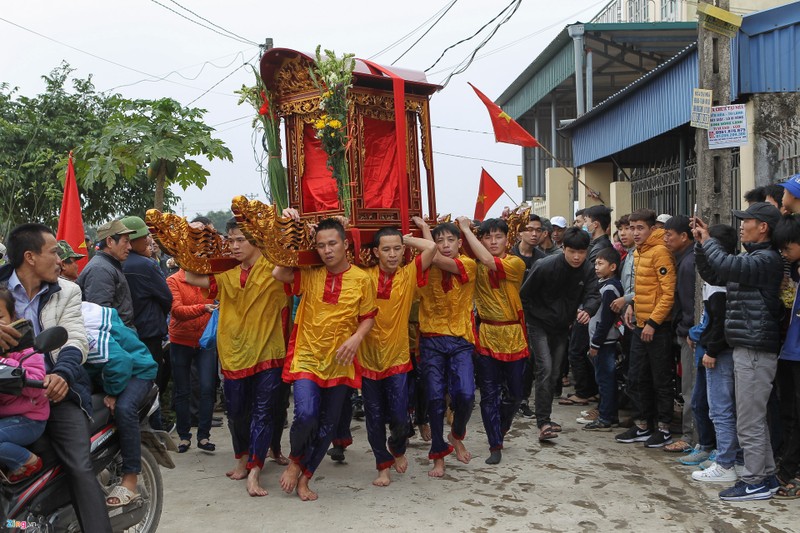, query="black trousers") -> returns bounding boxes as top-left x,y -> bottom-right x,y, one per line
568,322 -> 598,399
778,359 -> 800,481
629,324 -> 675,426
47,401 -> 112,532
